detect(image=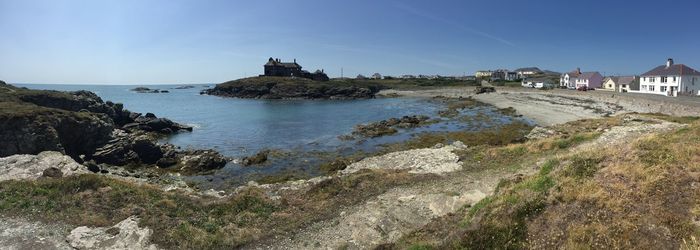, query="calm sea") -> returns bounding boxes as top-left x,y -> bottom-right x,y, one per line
16,83 -> 529,188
